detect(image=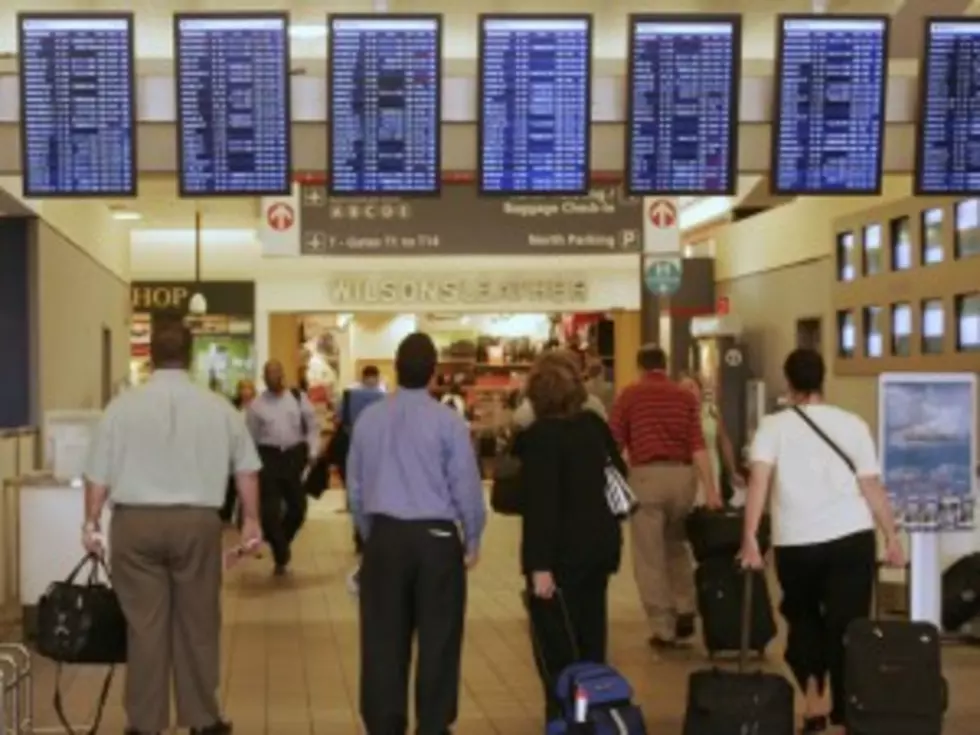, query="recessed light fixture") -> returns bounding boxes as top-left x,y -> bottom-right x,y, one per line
110,210 -> 142,221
